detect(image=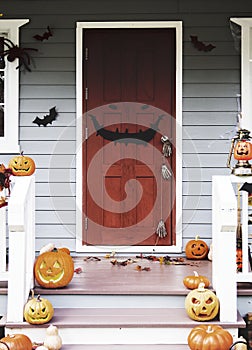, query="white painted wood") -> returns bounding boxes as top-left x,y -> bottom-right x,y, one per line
212,175 -> 237,322
0,19 -> 29,153
0,190 -> 7,276
7,176 -> 35,322
75,20 -> 183,254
